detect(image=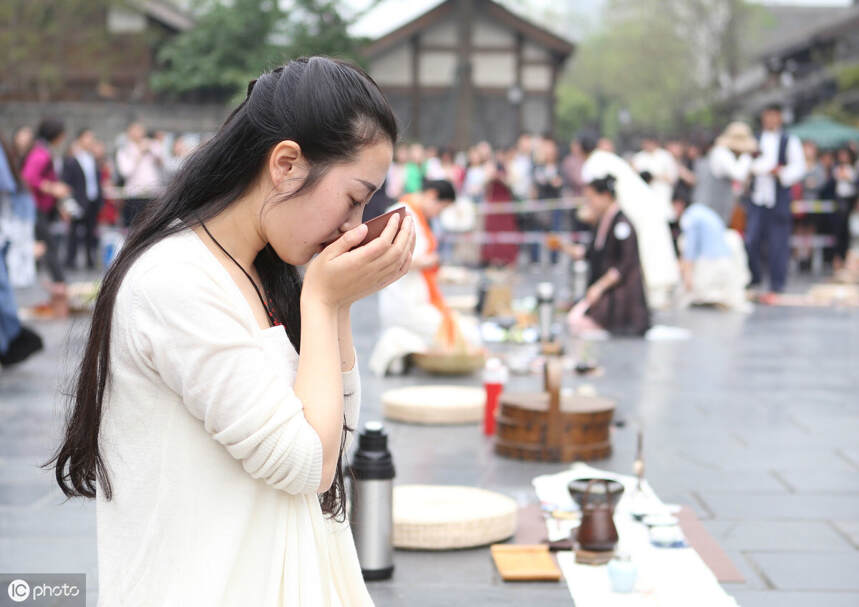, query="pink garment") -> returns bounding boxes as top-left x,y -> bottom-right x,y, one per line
21,143 -> 58,213
116,140 -> 165,198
